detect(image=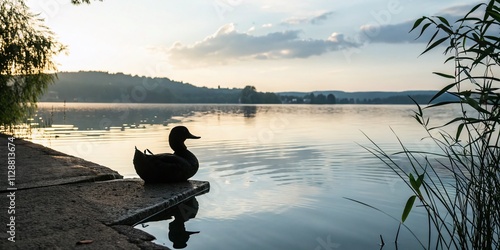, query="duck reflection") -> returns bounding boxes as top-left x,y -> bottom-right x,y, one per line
141,197 -> 200,249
